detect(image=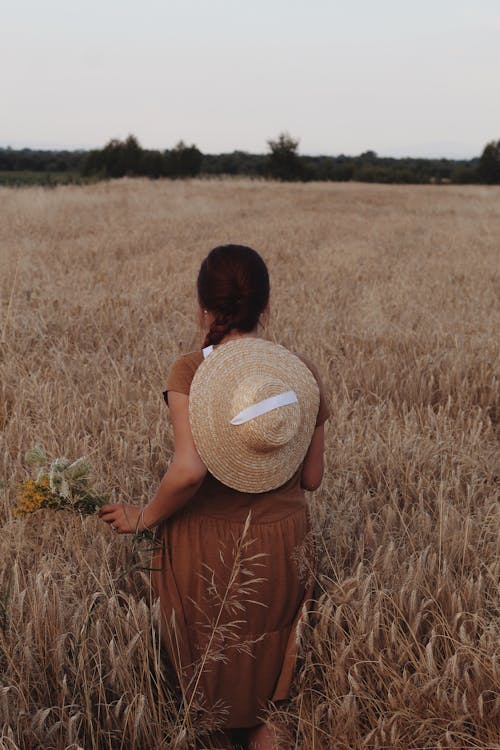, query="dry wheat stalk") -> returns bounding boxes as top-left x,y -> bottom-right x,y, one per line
0,179 -> 498,748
